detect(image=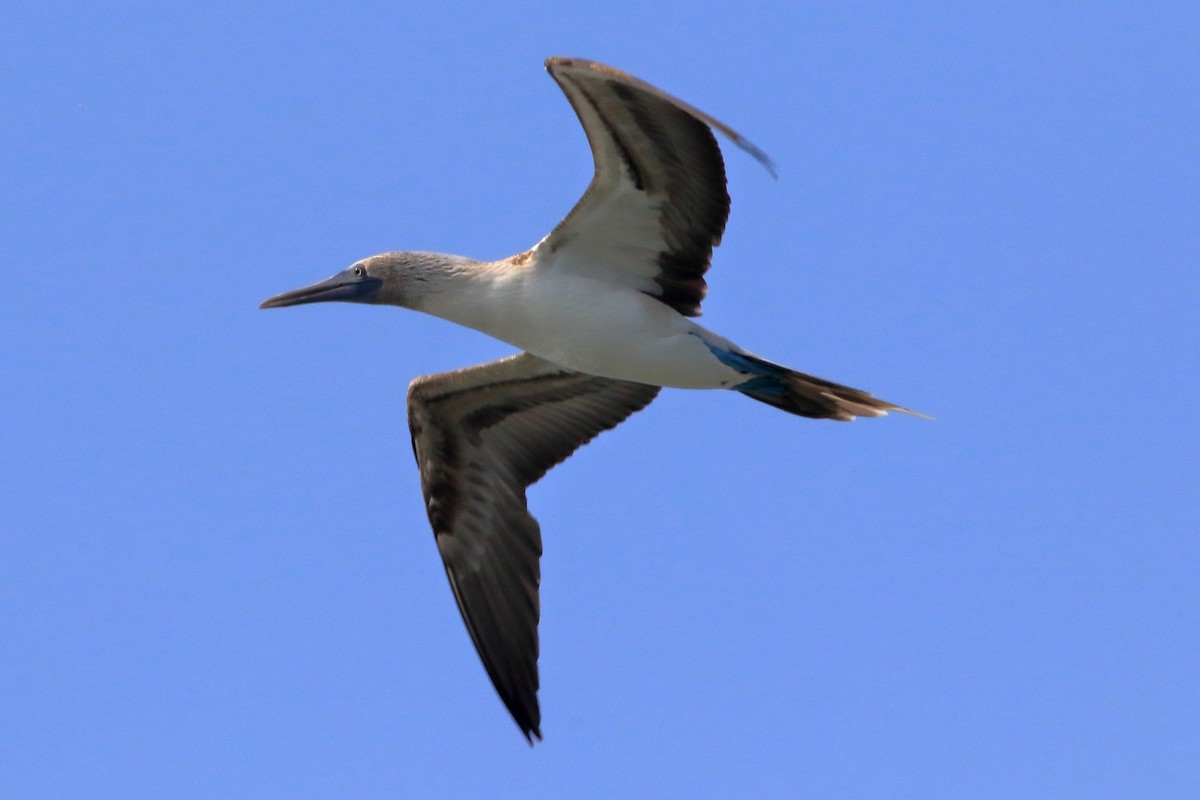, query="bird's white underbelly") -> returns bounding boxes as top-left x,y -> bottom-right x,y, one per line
423,271 -> 744,389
